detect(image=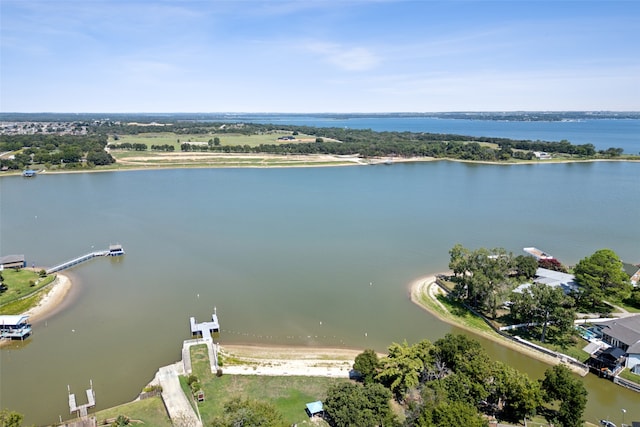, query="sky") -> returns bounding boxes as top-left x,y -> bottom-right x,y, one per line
1,0 -> 639,113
